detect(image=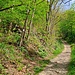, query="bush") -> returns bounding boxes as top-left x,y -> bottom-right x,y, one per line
0,33 -> 3,37
38,47 -> 47,58
67,44 -> 75,75
6,33 -> 20,44
34,66 -> 43,73
0,64 -> 5,74
0,42 -> 6,49
53,40 -> 64,56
